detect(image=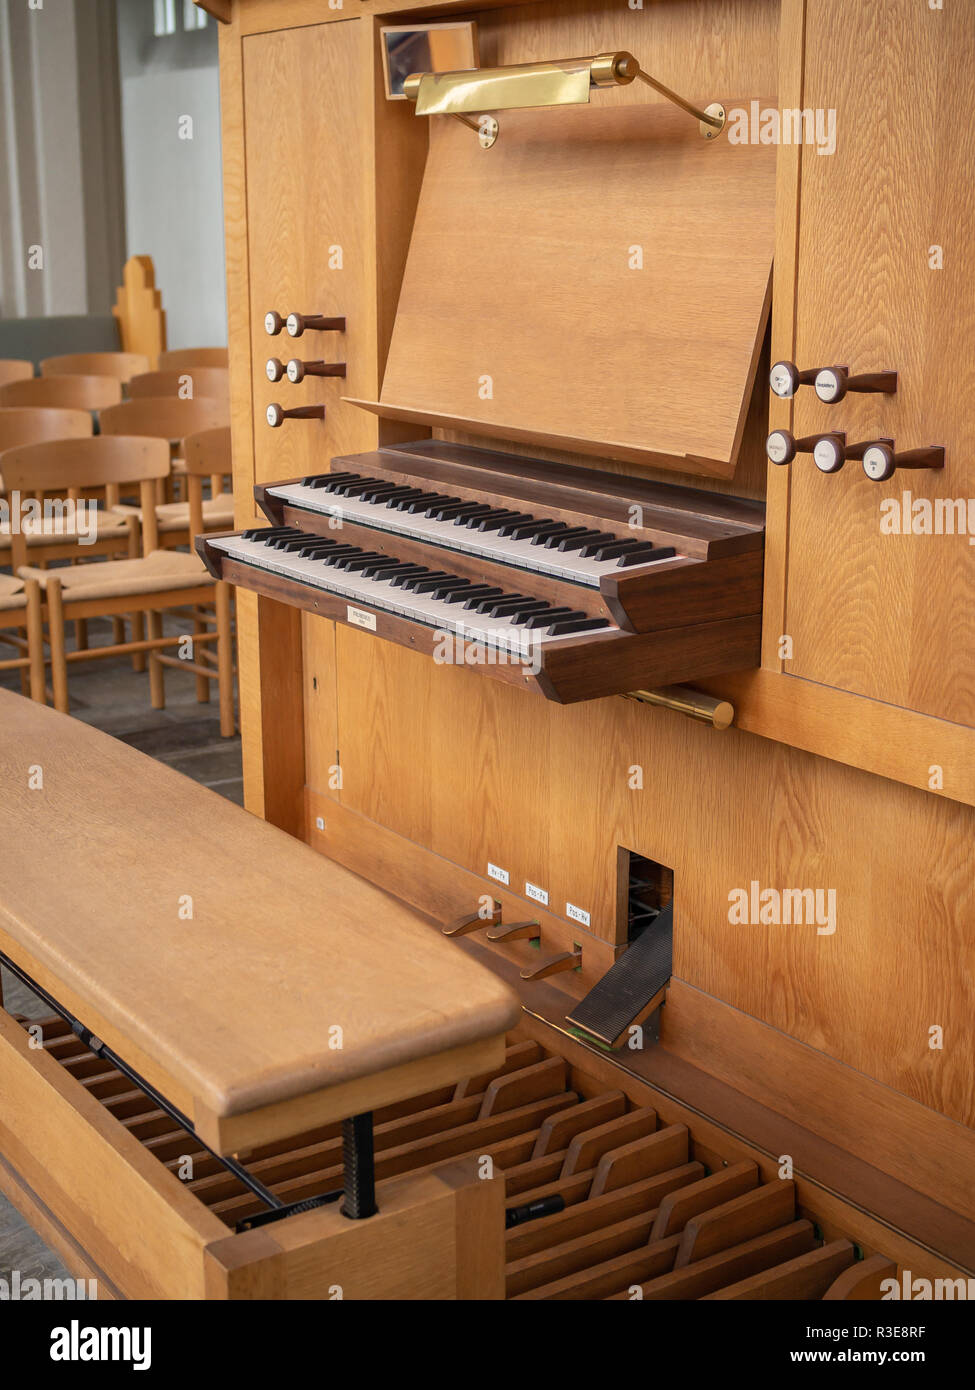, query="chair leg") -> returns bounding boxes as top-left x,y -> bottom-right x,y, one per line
47,579 -> 70,714
112,616 -> 125,646
147,609 -> 165,709
25,580 -> 46,704
193,609 -> 210,704
75,618 -> 89,651
131,611 -> 146,672
215,582 -> 235,737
